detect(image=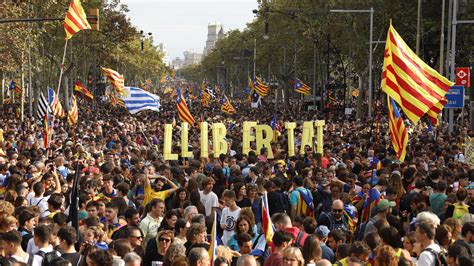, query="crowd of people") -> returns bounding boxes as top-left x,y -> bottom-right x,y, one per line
0,92 -> 472,266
